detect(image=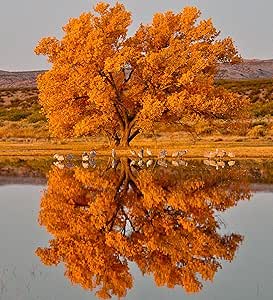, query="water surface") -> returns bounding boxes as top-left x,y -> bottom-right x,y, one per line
0,158 -> 272,300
